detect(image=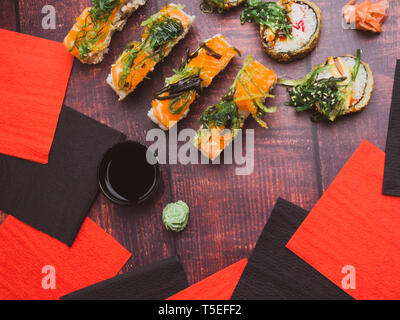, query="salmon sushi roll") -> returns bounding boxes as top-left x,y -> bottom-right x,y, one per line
193,56 -> 278,160
64,0 -> 147,64
148,34 -> 240,130
107,4 -> 195,100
